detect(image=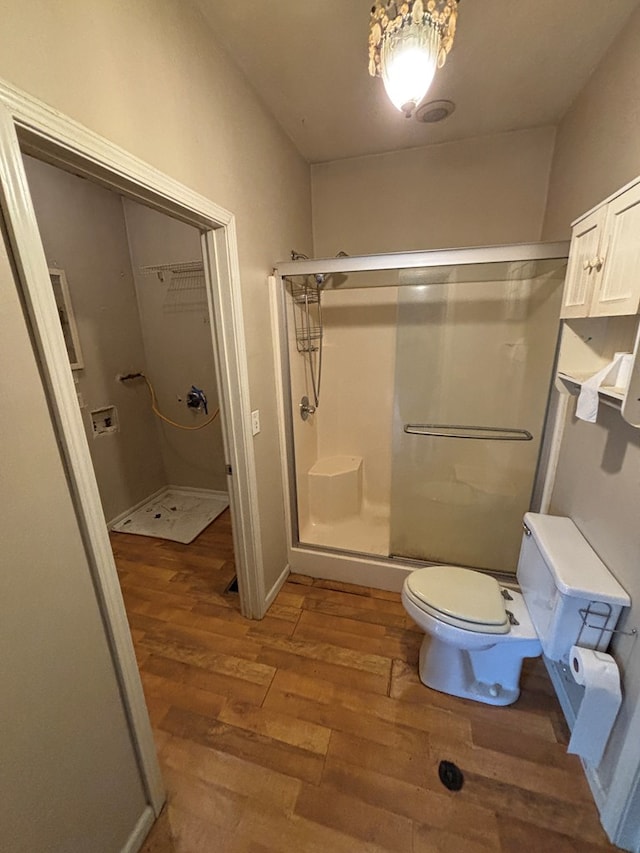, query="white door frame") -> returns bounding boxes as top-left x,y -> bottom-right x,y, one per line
0,79 -> 265,817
